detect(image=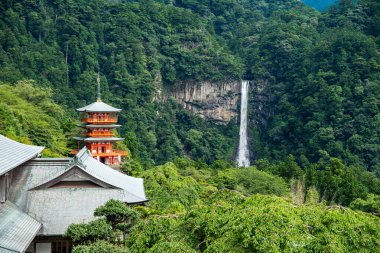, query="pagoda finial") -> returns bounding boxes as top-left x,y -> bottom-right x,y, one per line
97,72 -> 101,102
